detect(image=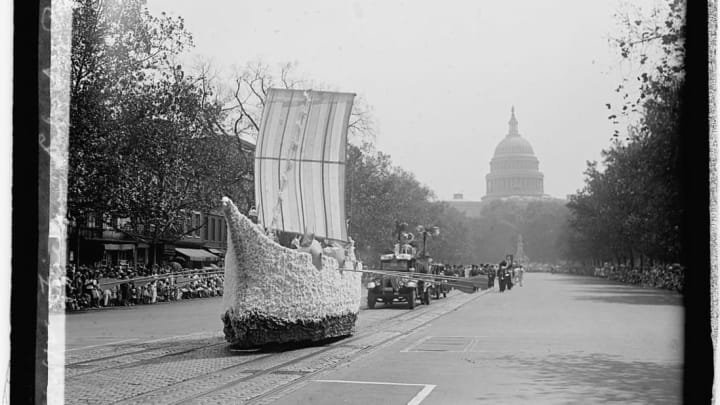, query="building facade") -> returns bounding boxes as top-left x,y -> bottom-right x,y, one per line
66,133 -> 257,269
483,107 -> 544,200
67,210 -> 230,268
